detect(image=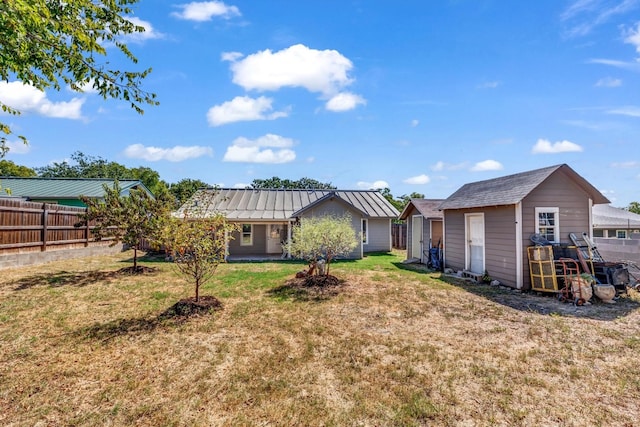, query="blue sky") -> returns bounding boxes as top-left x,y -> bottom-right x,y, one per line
2,0 -> 640,207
